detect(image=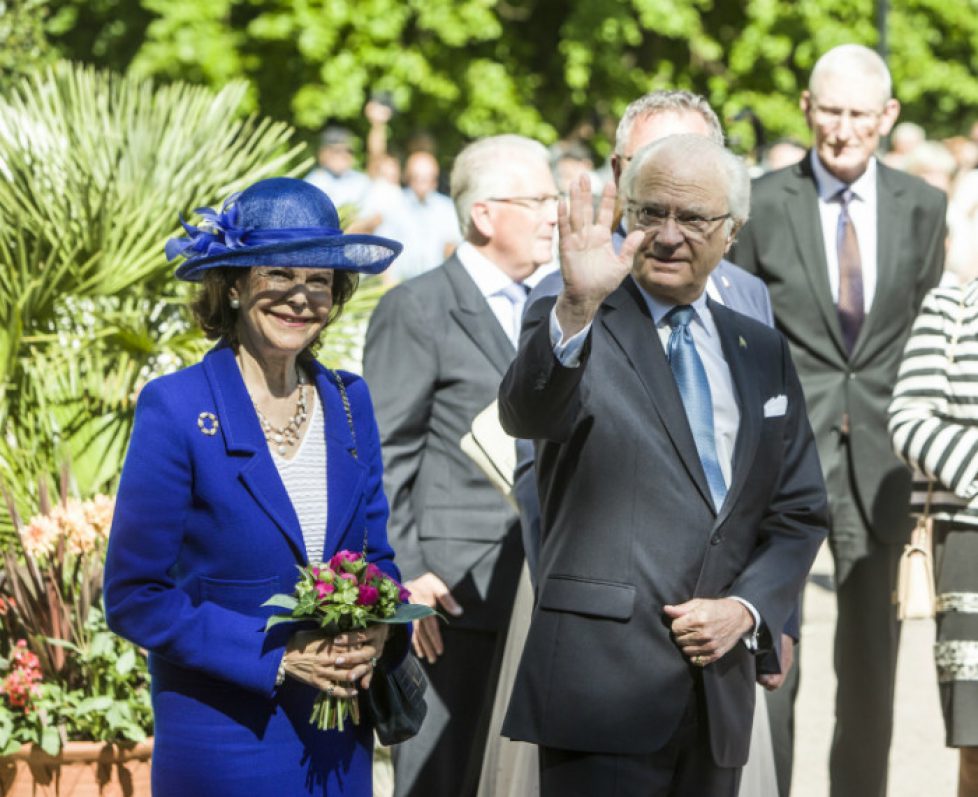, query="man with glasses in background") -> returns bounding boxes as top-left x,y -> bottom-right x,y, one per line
731,44 -> 946,797
364,135 -> 558,797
